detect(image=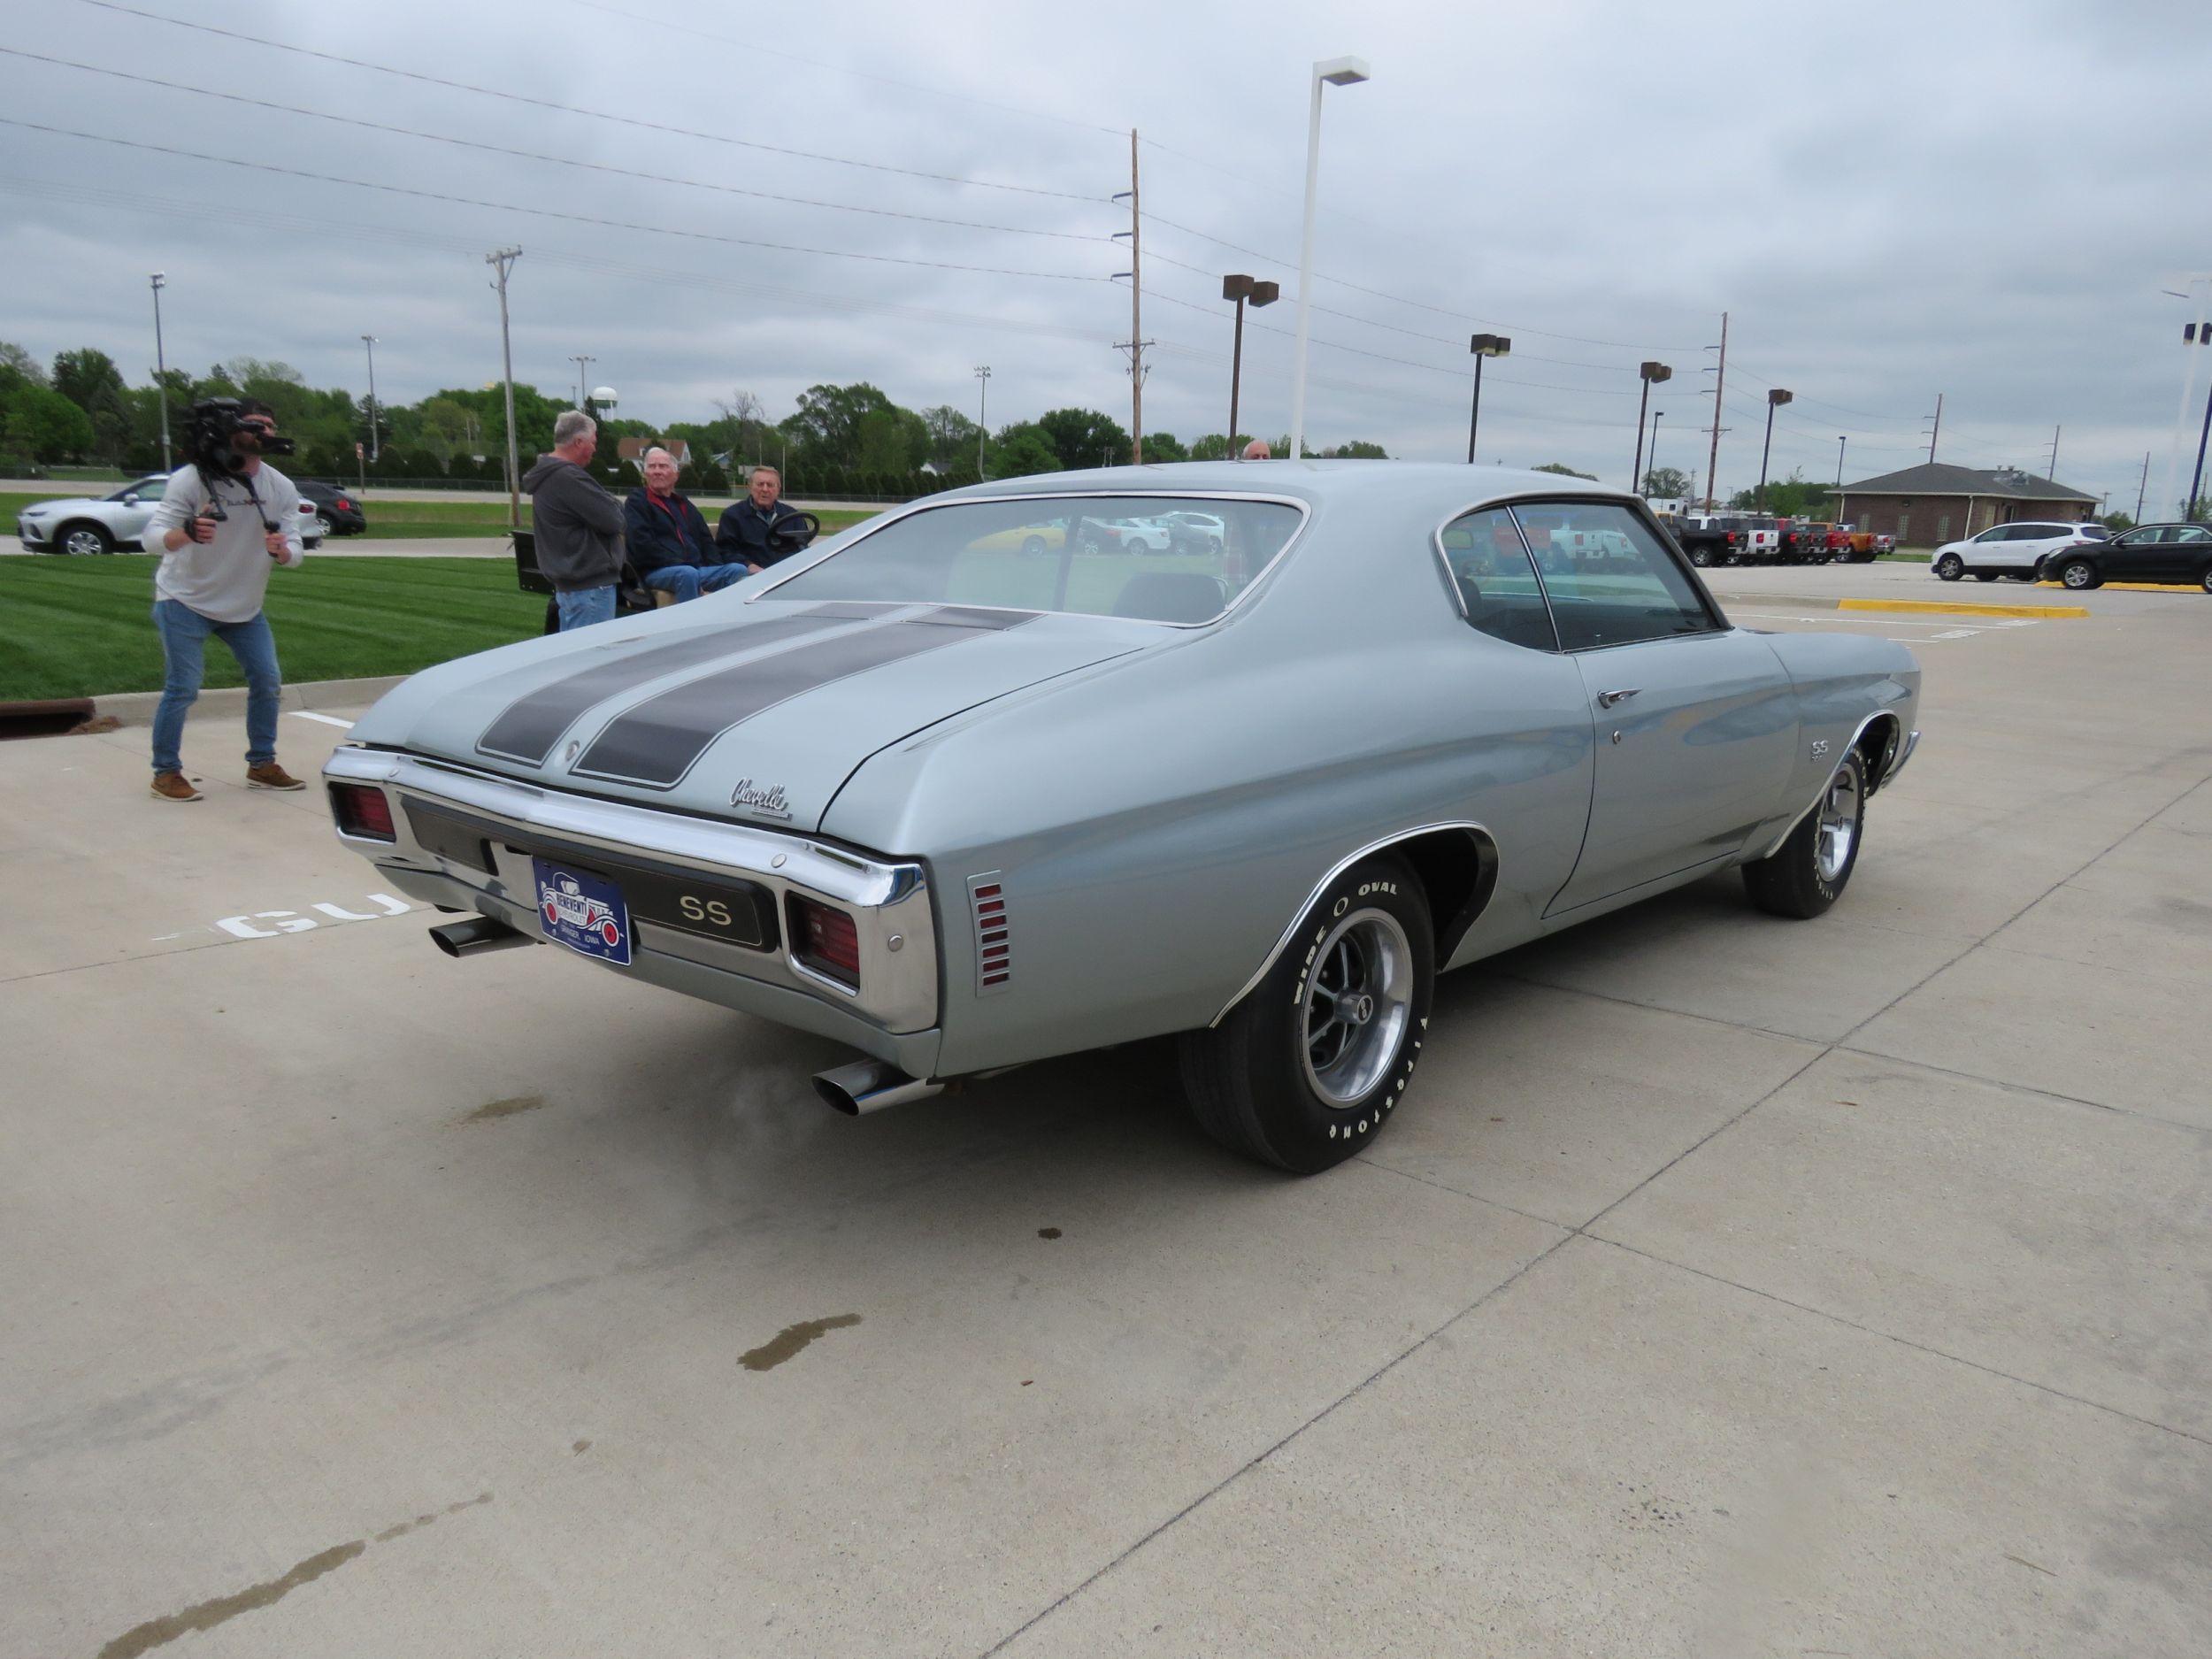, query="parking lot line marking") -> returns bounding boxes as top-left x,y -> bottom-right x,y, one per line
290,711 -> 354,728
1834,597 -> 2088,619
